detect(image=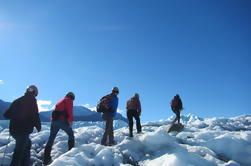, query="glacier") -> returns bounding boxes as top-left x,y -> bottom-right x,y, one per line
0,114 -> 250,166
